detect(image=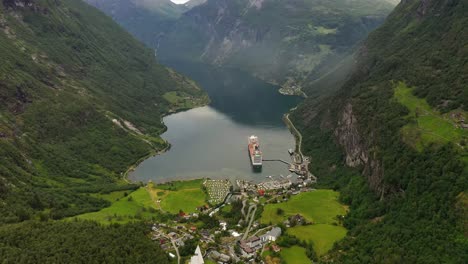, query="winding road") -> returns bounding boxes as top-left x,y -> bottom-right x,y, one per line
242,204 -> 257,240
